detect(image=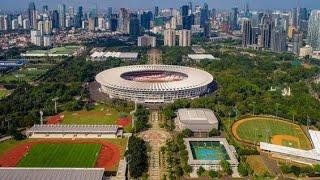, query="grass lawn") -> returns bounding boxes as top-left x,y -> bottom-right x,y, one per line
61,104 -> 130,126
18,143 -> 101,168
0,89 -> 9,99
246,155 -> 269,176
234,117 -> 311,150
